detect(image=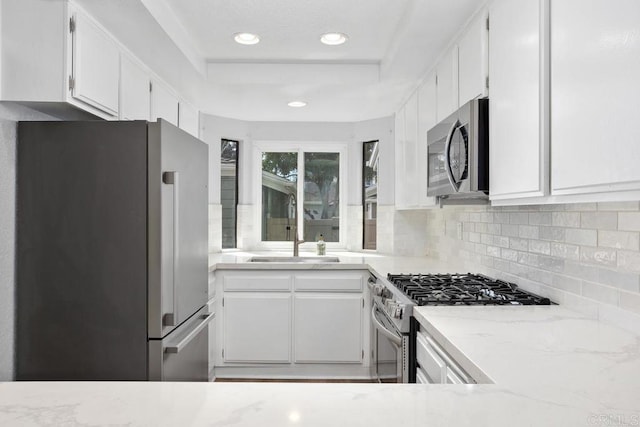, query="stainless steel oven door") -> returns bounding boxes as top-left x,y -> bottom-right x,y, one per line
370,304 -> 407,383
